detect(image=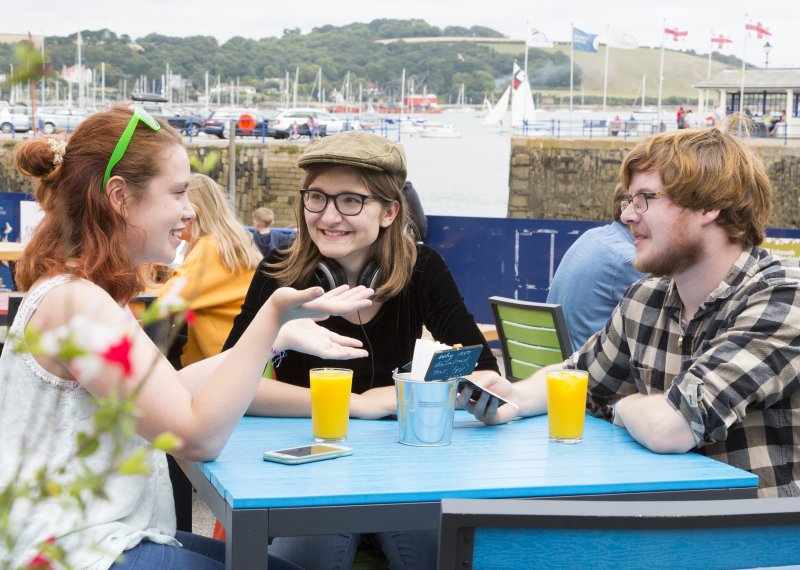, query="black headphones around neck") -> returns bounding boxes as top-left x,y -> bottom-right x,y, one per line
314,258 -> 381,291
